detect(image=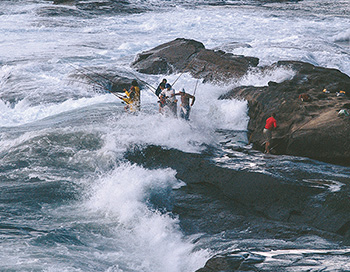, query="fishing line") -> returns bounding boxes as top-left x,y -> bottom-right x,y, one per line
171,57 -> 197,88
193,78 -> 199,96
128,71 -> 158,97
69,62 -> 158,99
68,62 -> 120,87
67,62 -> 125,101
